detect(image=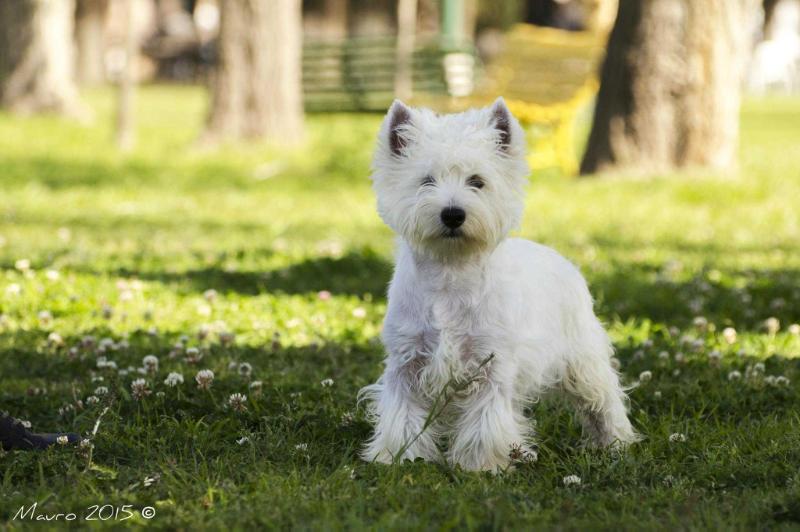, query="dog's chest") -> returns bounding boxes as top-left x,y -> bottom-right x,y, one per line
424,295 -> 490,366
